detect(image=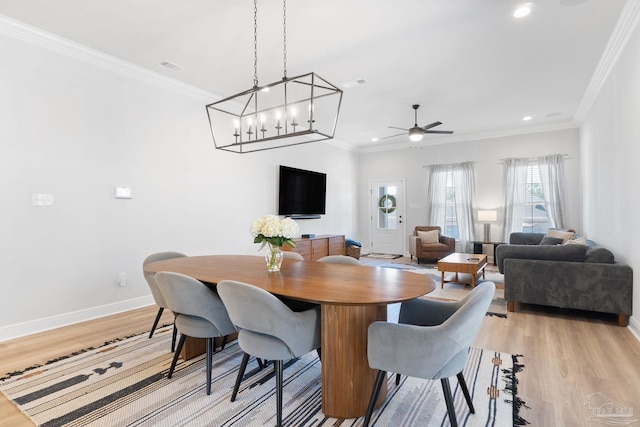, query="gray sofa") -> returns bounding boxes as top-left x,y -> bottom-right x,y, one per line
496,232 -> 633,326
